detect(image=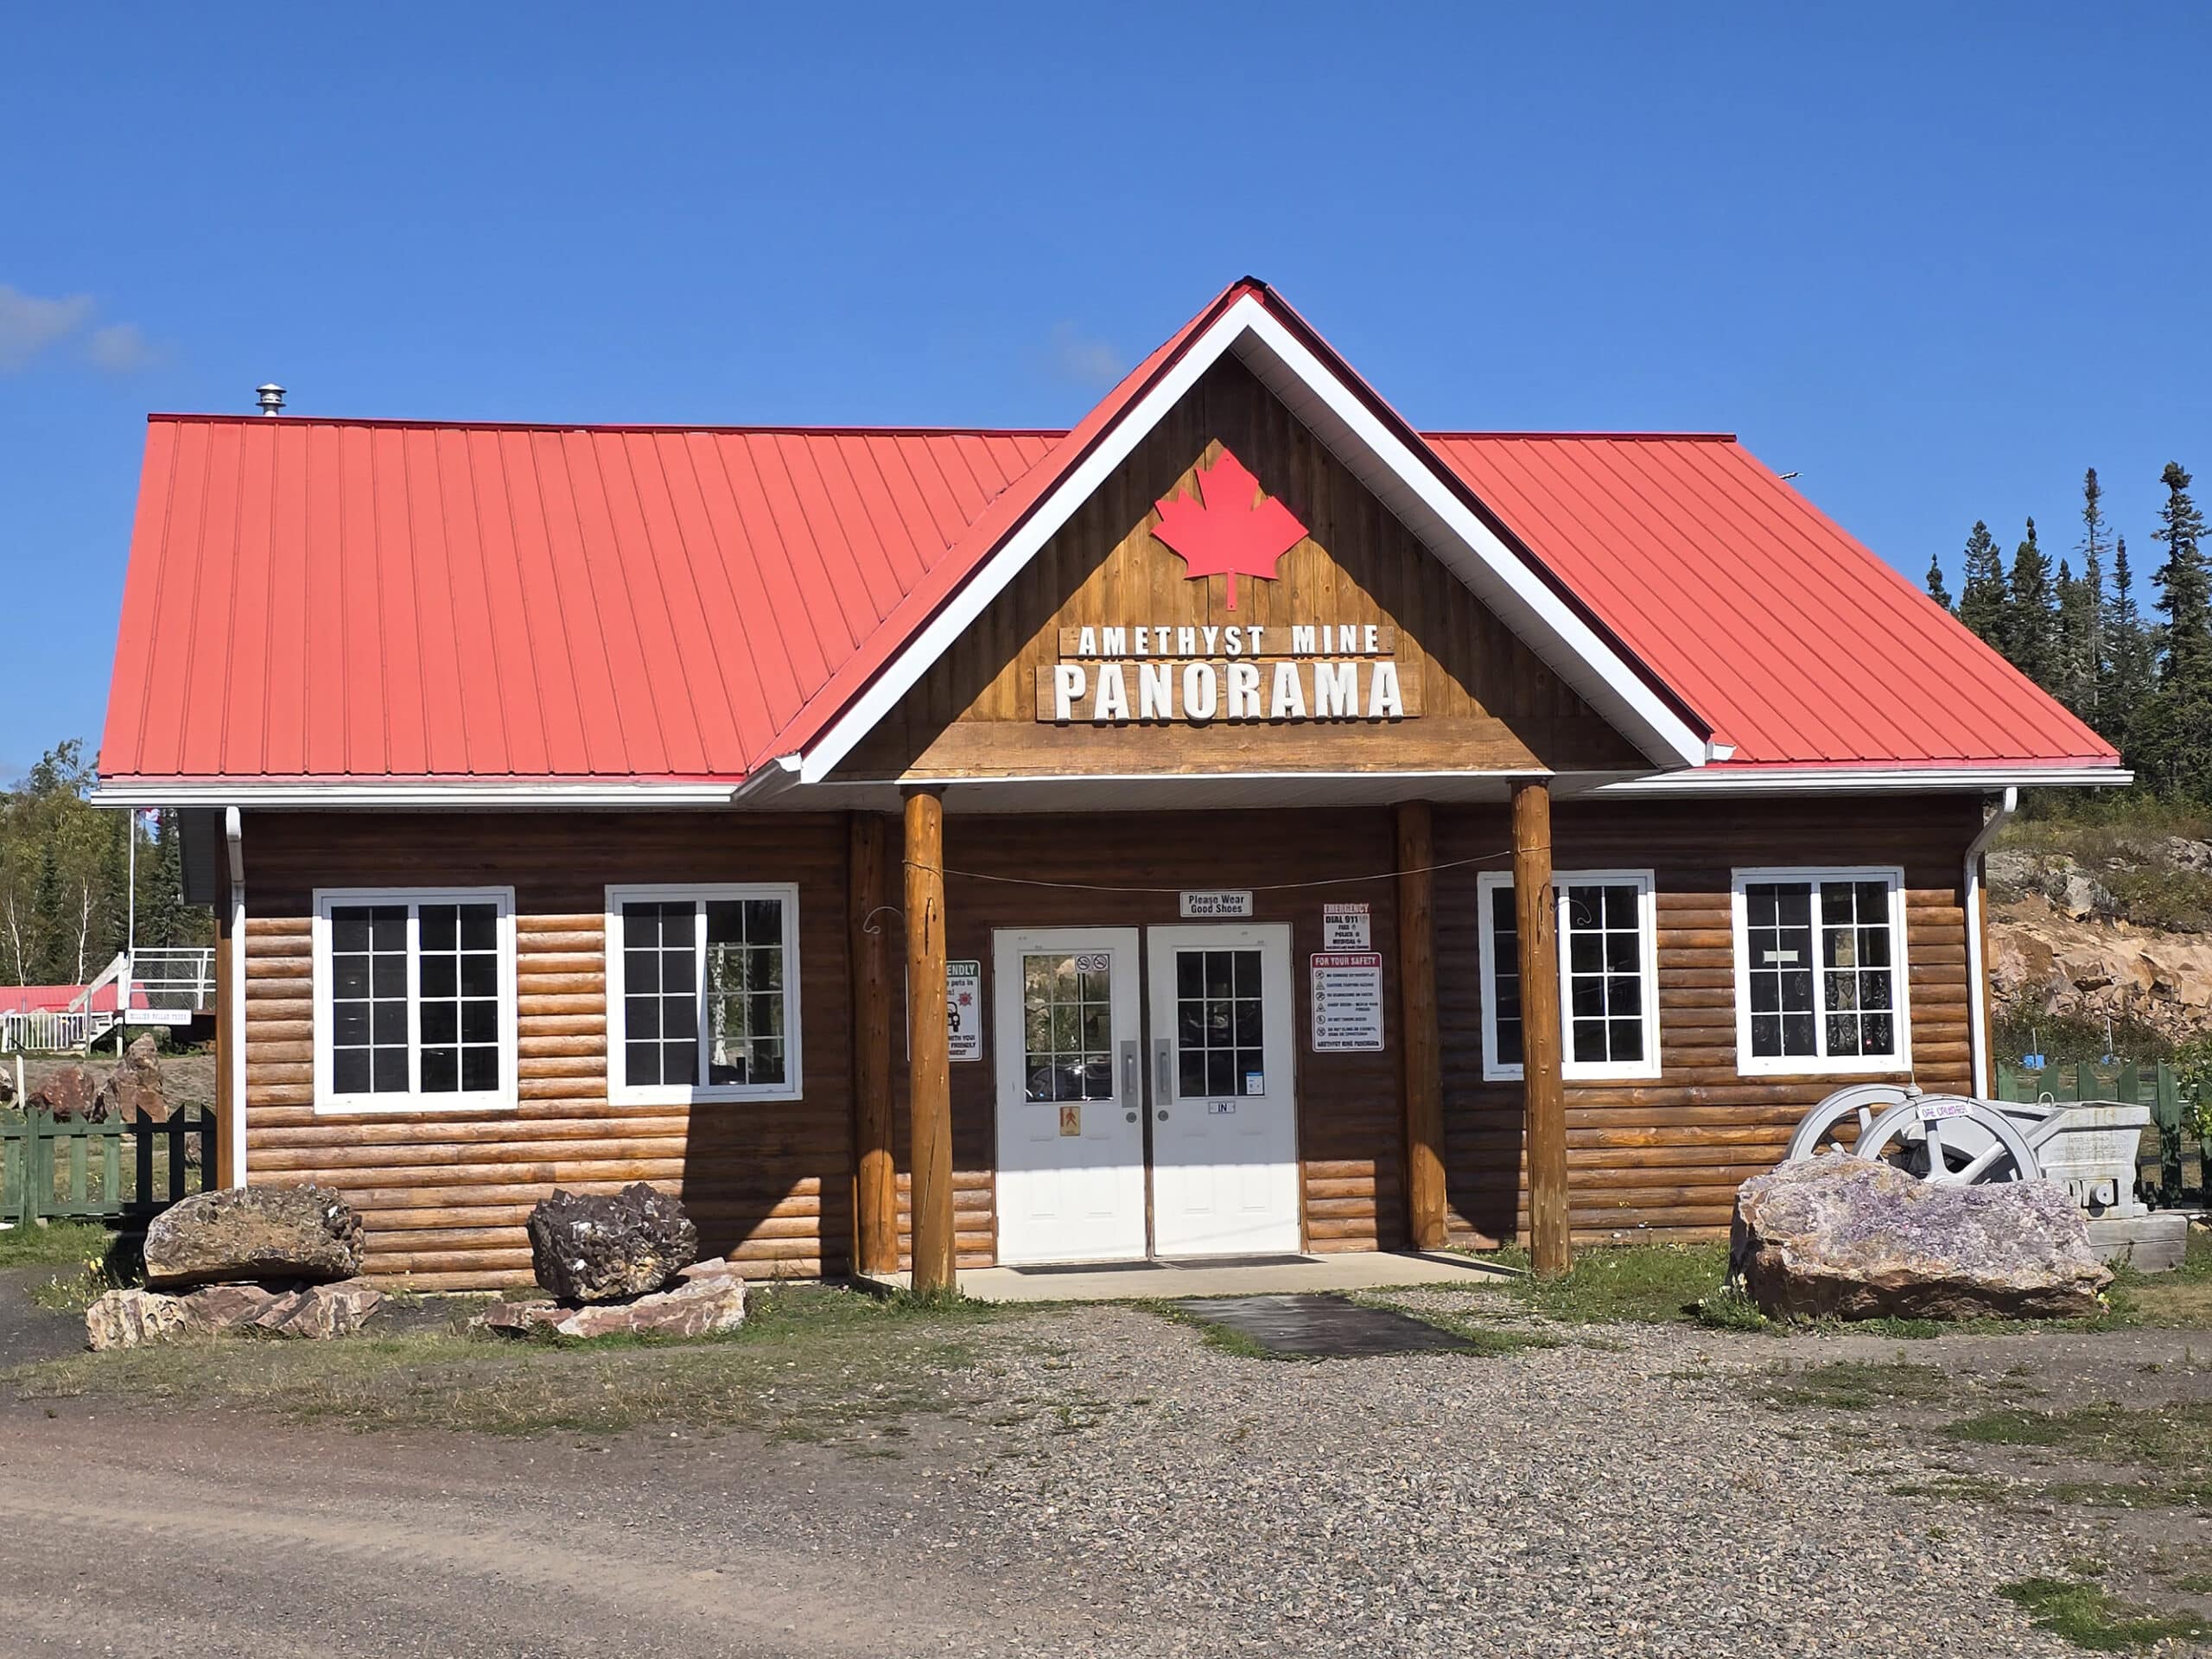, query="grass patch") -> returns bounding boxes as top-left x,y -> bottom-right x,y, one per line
1942,1400 -> 2212,1508
1753,1359 -> 1953,1412
0,1219 -> 124,1268
2105,1226 -> 2212,1330
1999,1575 -> 2212,1651
8,1282 -> 1022,1444
1478,1242 -> 1728,1324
